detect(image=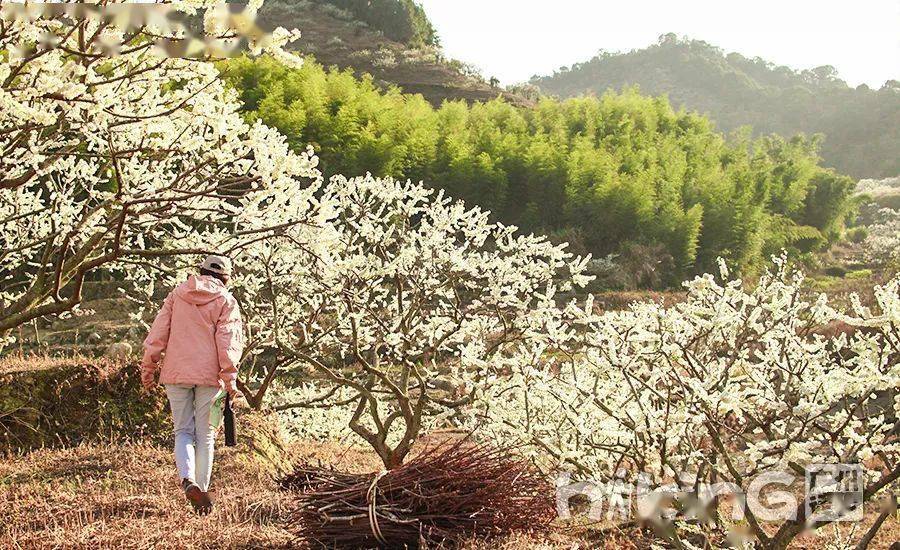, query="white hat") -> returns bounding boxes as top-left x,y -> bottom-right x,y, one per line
200,254 -> 232,276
